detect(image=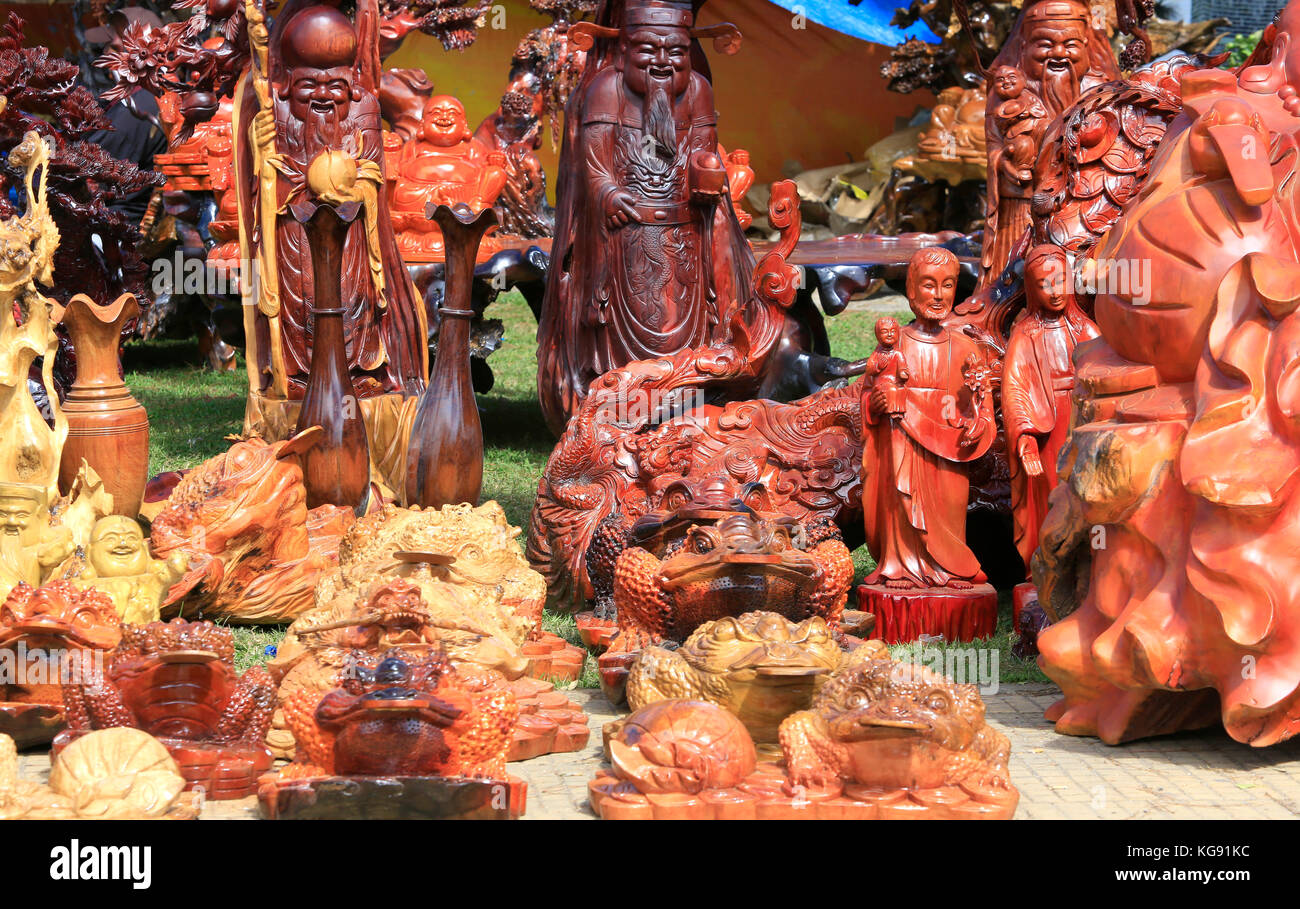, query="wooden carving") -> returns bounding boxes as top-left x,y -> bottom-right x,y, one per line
0,581 -> 123,748
386,98 -> 508,261
896,82 -> 988,186
150,433 -> 356,623
56,619 -> 276,800
589,644 -> 1018,819
0,728 -> 201,820
58,294 -> 150,518
1034,14 -> 1300,746
980,0 -> 1118,288
1001,246 -> 1097,583
70,516 -> 189,625
536,0 -> 758,434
